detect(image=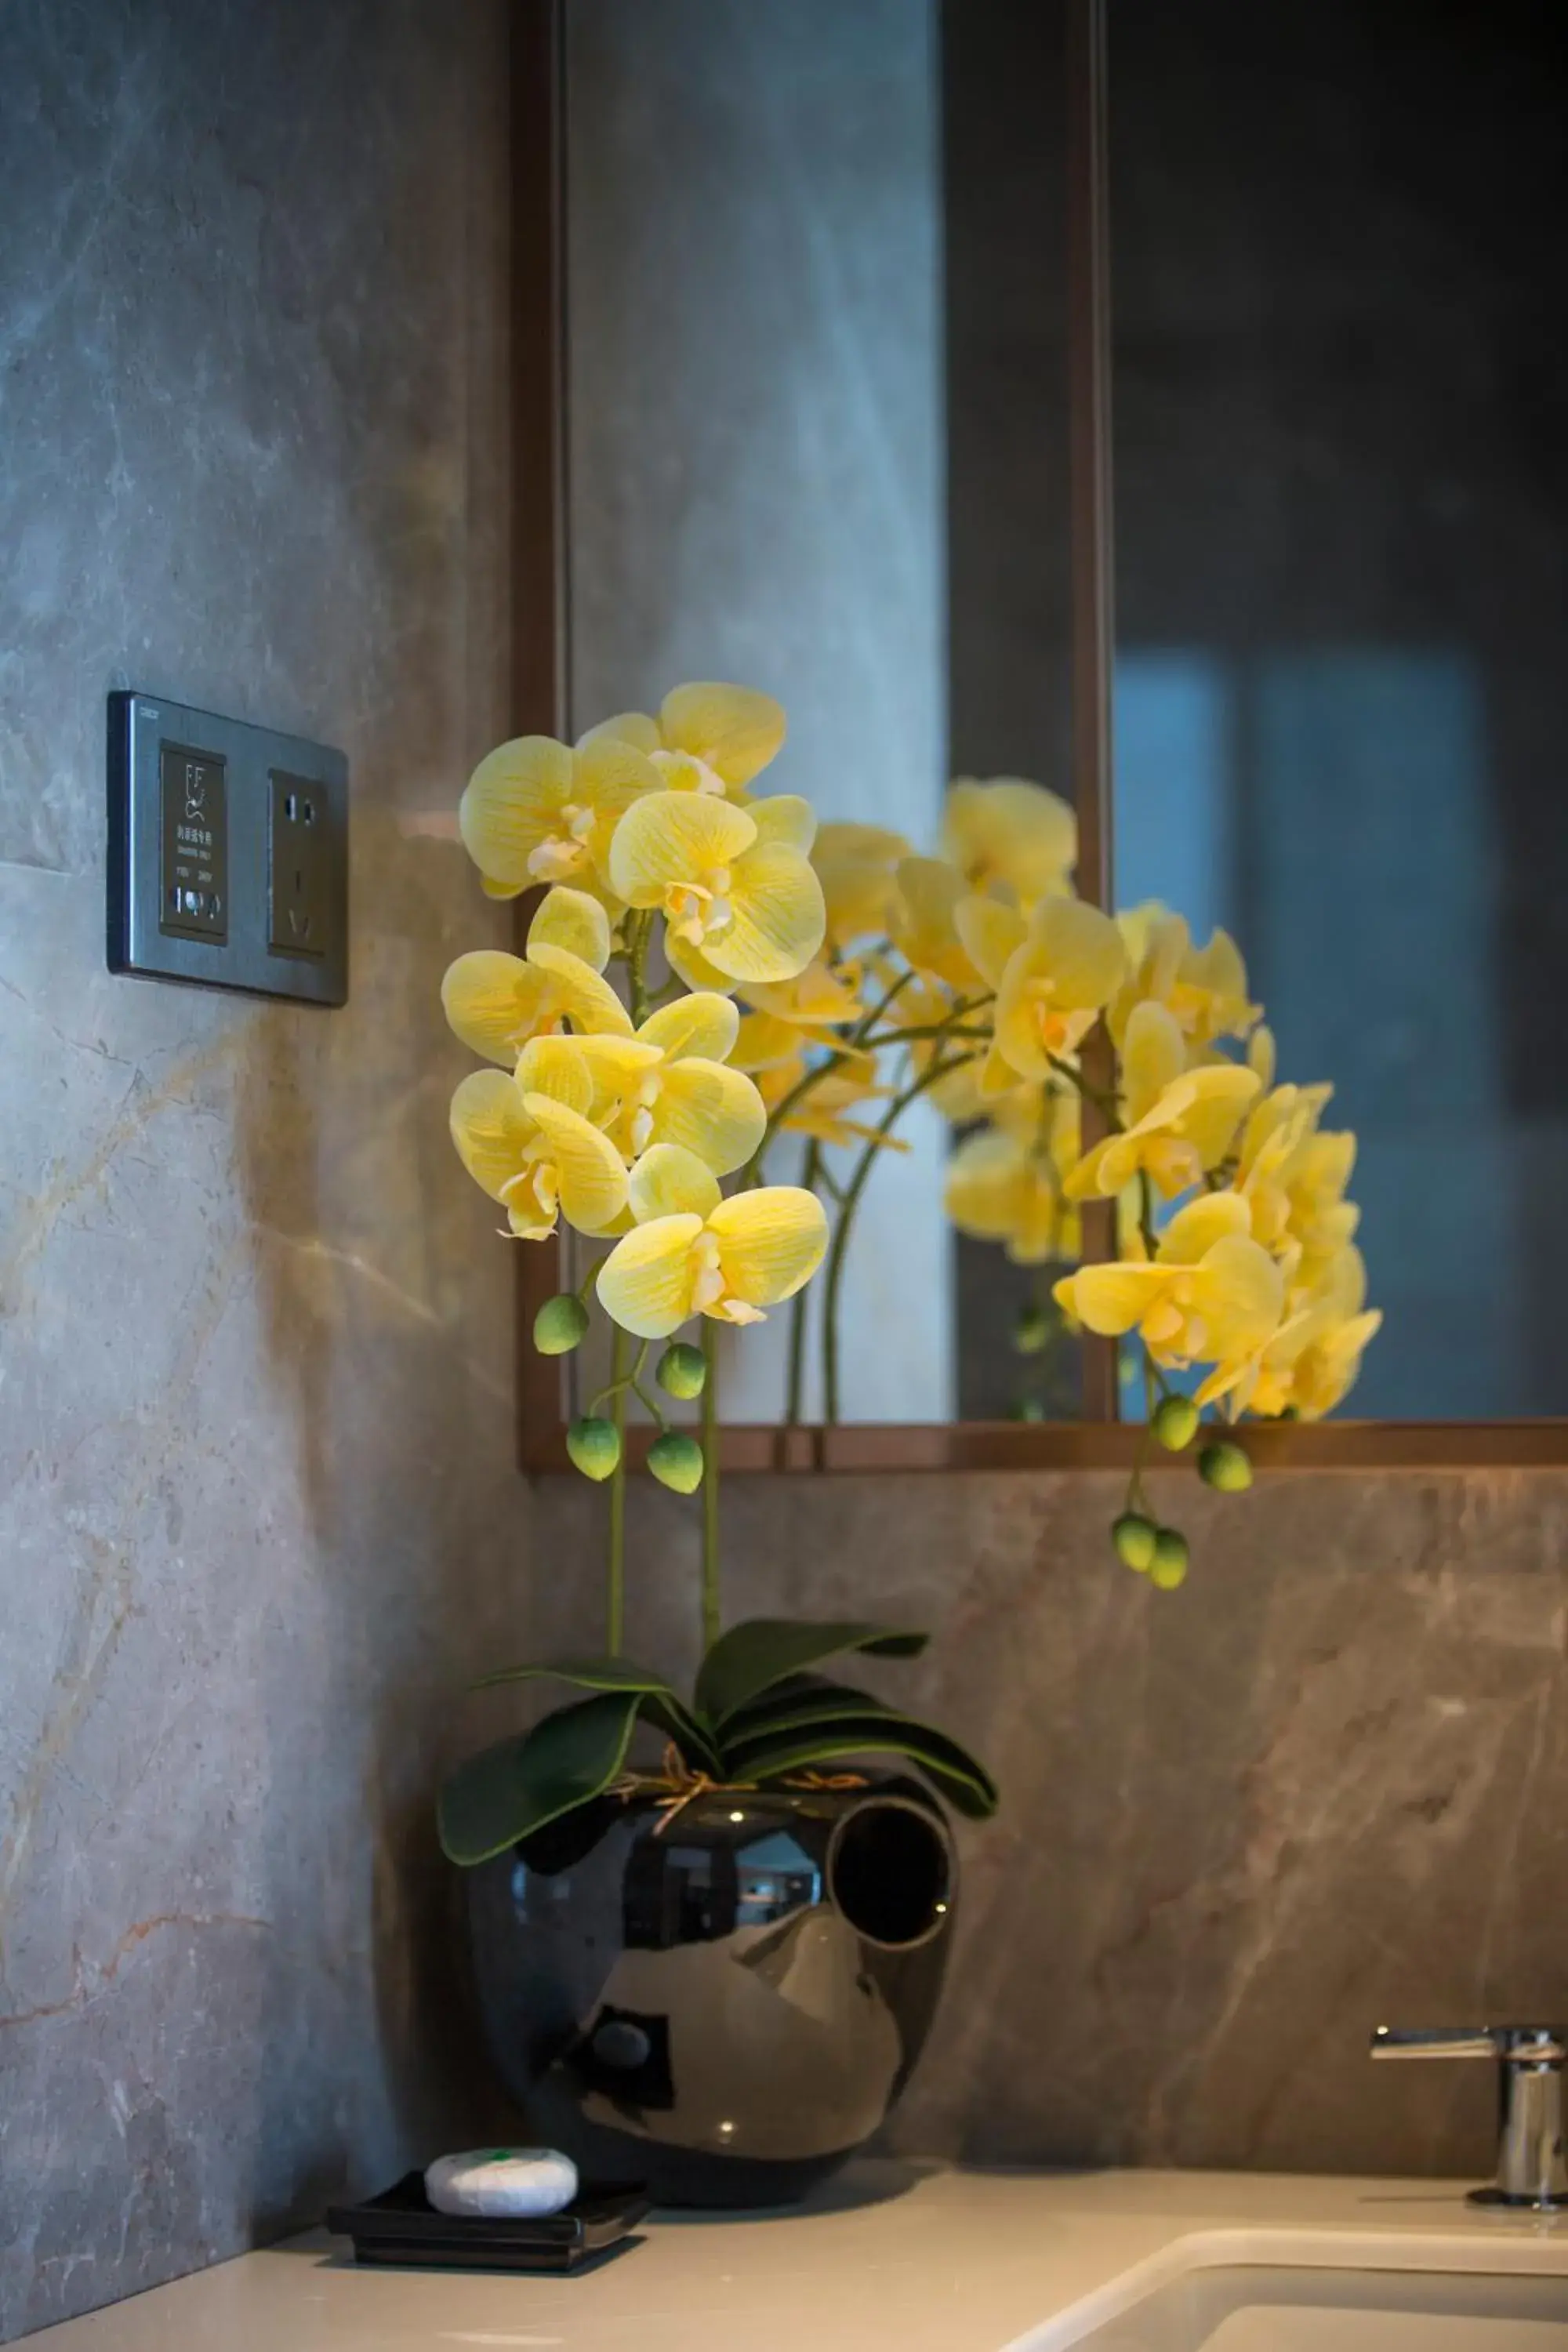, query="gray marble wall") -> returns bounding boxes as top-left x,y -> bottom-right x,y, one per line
0,2 -> 524,2336
5,3 -> 1567,2341
529,1464 -> 1568,2184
